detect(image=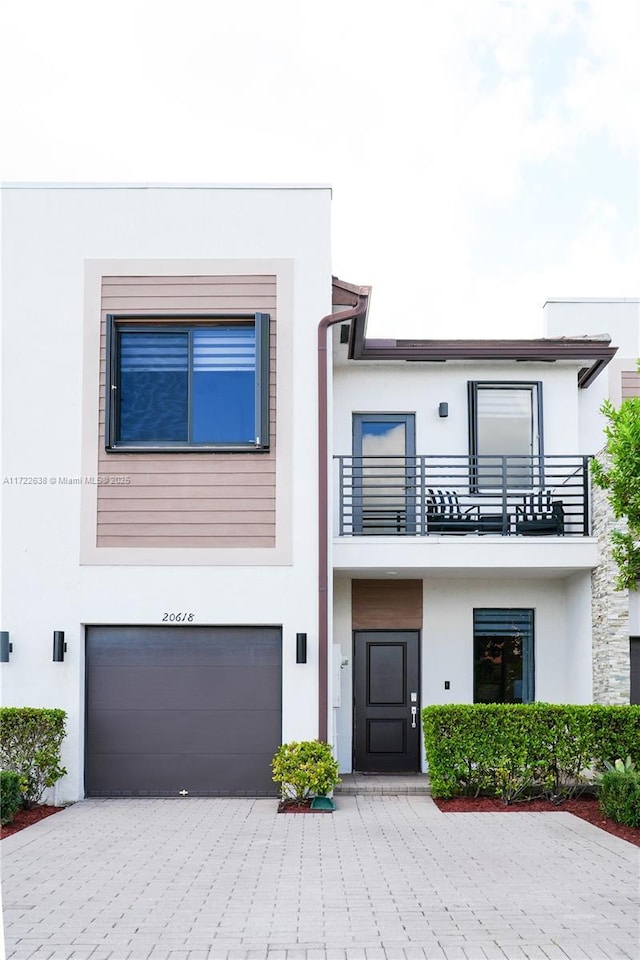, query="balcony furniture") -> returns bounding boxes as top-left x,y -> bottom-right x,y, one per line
425,489 -> 505,534
514,491 -> 565,536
